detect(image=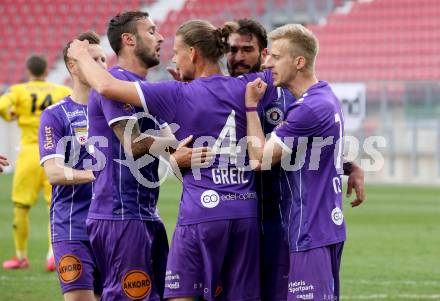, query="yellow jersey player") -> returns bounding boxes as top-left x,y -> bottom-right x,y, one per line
0,55 -> 71,271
